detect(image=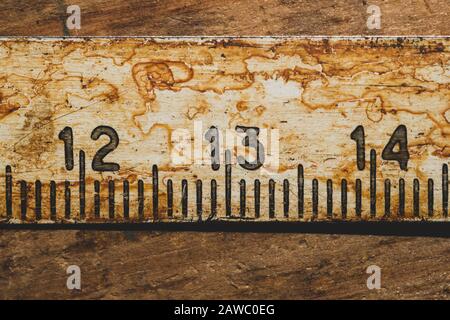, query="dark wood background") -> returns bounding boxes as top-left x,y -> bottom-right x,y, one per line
0,0 -> 449,299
